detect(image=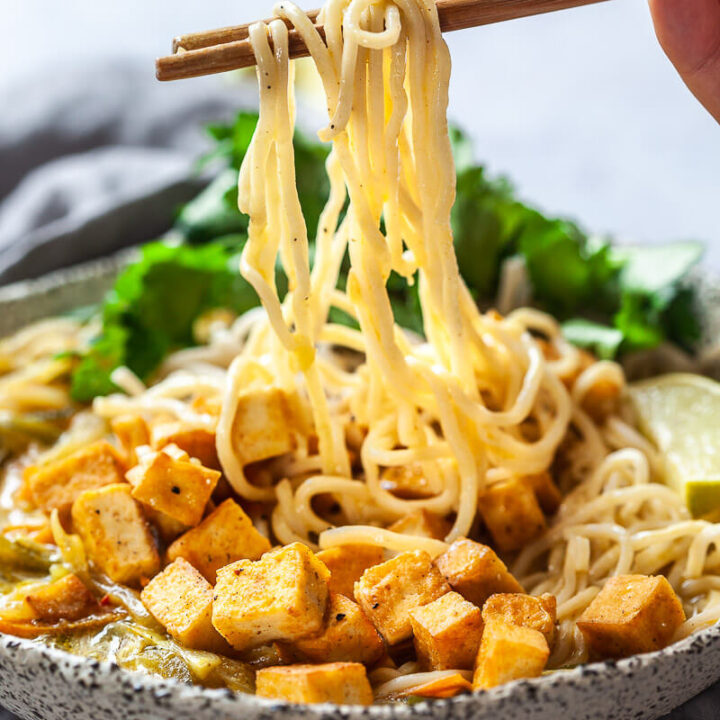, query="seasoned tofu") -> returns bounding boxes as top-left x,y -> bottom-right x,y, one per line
212,542 -> 330,650
141,558 -> 228,653
409,591 -> 483,670
126,448 -> 220,527
388,509 -> 451,540
354,550 -> 450,645
24,574 -> 98,623
576,574 -> 685,658
473,619 -> 549,690
291,593 -> 384,665
380,464 -> 434,499
191,393 -> 223,418
71,483 -> 160,586
25,441 -> 125,516
167,499 -> 271,583
435,538 -> 523,607
111,415 -> 151,466
482,593 -> 557,648
315,544 -> 384,599
580,377 -> 622,422
256,662 -> 373,705
478,479 -> 546,552
232,388 -> 296,465
152,421 -> 220,470
522,472 -> 562,515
